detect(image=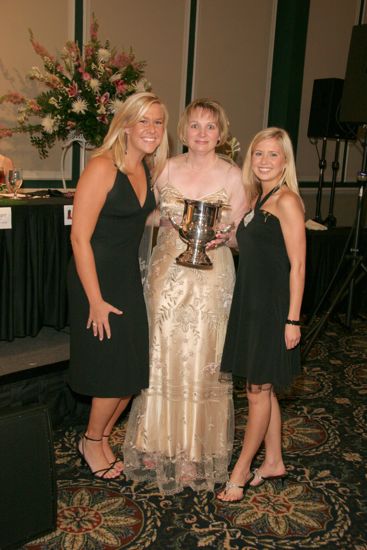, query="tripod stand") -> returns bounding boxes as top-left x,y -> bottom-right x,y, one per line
313,138 -> 327,223
323,138 -> 340,228
302,134 -> 367,359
